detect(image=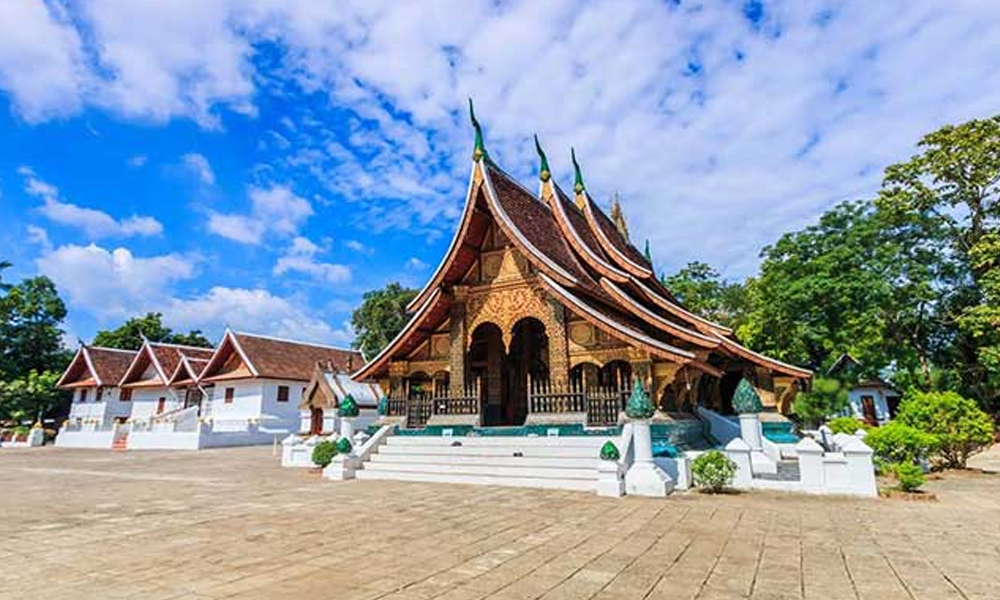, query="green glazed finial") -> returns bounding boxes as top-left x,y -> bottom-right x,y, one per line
534,134 -> 551,182
469,98 -> 488,162
335,436 -> 353,454
571,147 -> 585,194
338,394 -> 359,418
600,440 -> 620,461
644,239 -> 652,265
625,379 -> 655,420
732,378 -> 763,414
377,396 -> 389,416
